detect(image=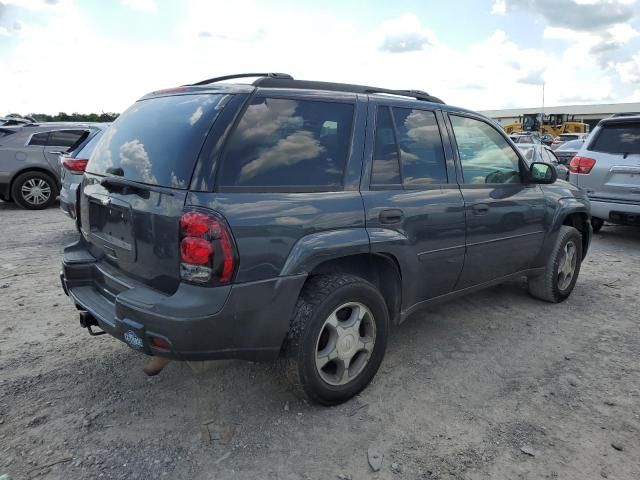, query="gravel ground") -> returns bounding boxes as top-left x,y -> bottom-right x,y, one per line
1,200 -> 639,480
